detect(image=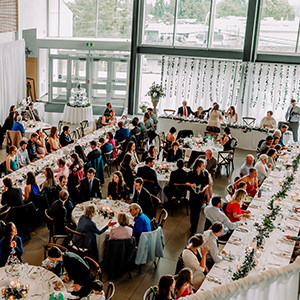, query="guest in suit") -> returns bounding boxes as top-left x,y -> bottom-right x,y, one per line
136,157 -> 160,196
98,137 -> 113,163
114,121 -> 130,144
25,102 -> 41,121
107,171 -> 129,200
12,116 -> 25,135
27,133 -> 44,161
1,178 -> 23,207
120,154 -> 135,194
109,212 -> 133,240
74,205 -> 116,260
79,168 -> 102,203
177,101 -> 193,117
134,117 -> 148,140
129,203 -> 151,238
48,246 -> 94,297
205,149 -> 217,176
131,177 -> 155,220
48,190 -> 69,234
166,142 -> 183,162
87,140 -> 102,162
56,175 -> 73,221
59,126 -> 75,147
285,98 -> 300,142
130,118 -> 142,143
